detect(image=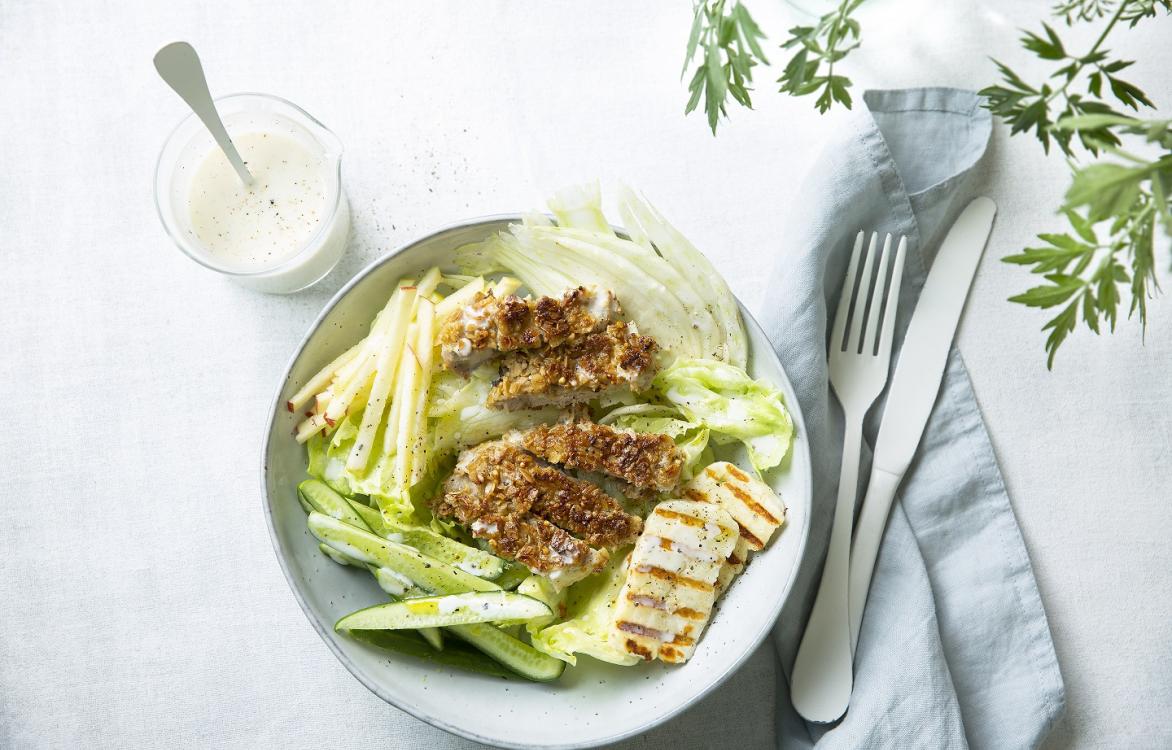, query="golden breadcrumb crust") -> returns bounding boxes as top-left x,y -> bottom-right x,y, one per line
487,322 -> 657,410
439,287 -> 615,374
516,421 -> 683,492
433,440 -> 642,578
